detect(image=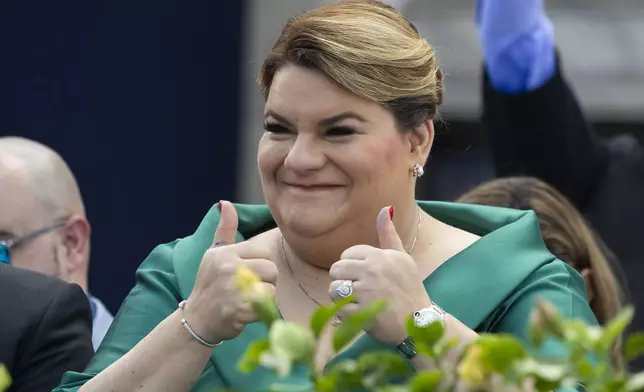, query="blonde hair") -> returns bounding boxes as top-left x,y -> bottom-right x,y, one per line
458,177 -> 624,367
259,0 -> 443,130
